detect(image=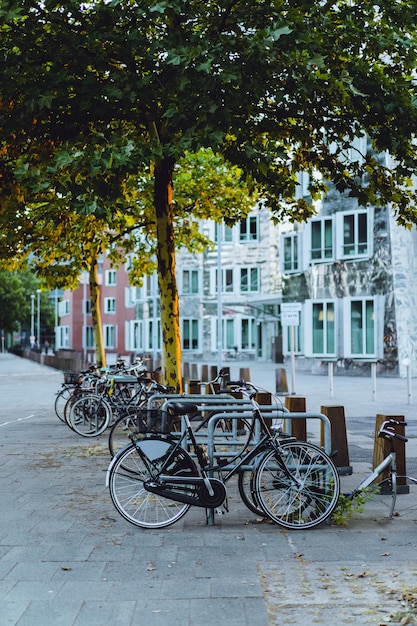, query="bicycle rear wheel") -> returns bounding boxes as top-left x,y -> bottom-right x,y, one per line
108,438 -> 198,528
68,394 -> 112,437
254,441 -> 340,529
